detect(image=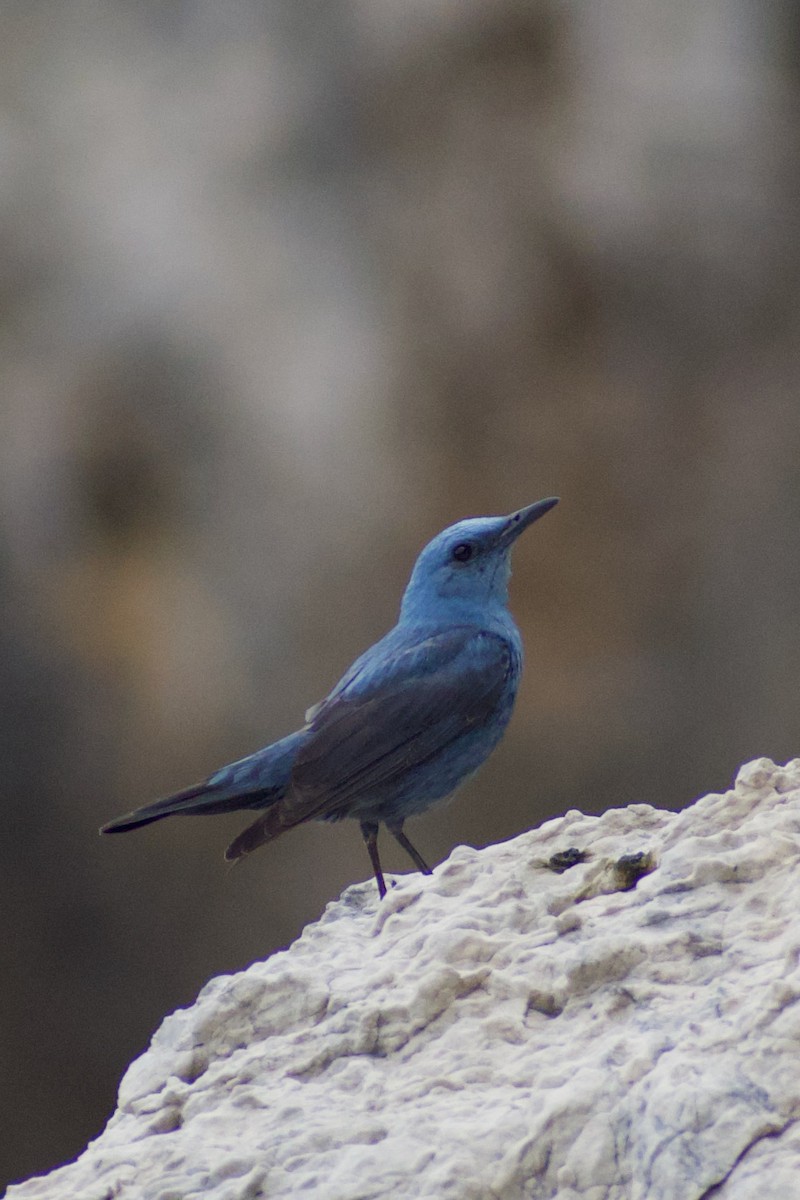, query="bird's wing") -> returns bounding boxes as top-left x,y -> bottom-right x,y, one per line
225,627 -> 514,864
295,626 -> 514,812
